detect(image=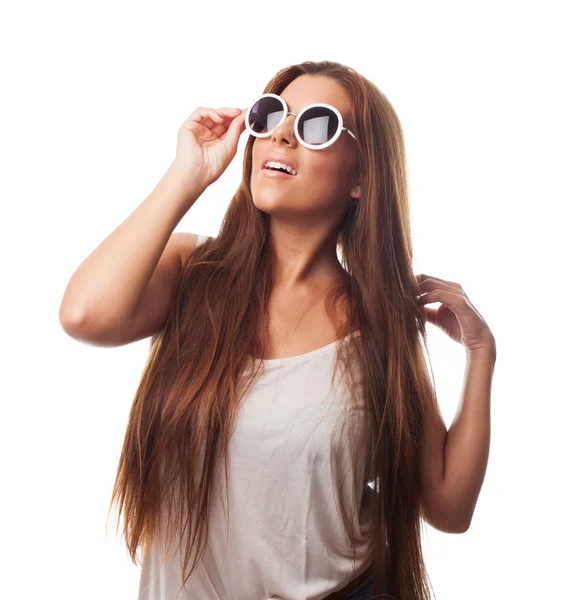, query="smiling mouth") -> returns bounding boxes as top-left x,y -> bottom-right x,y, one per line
261,160 -> 298,176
